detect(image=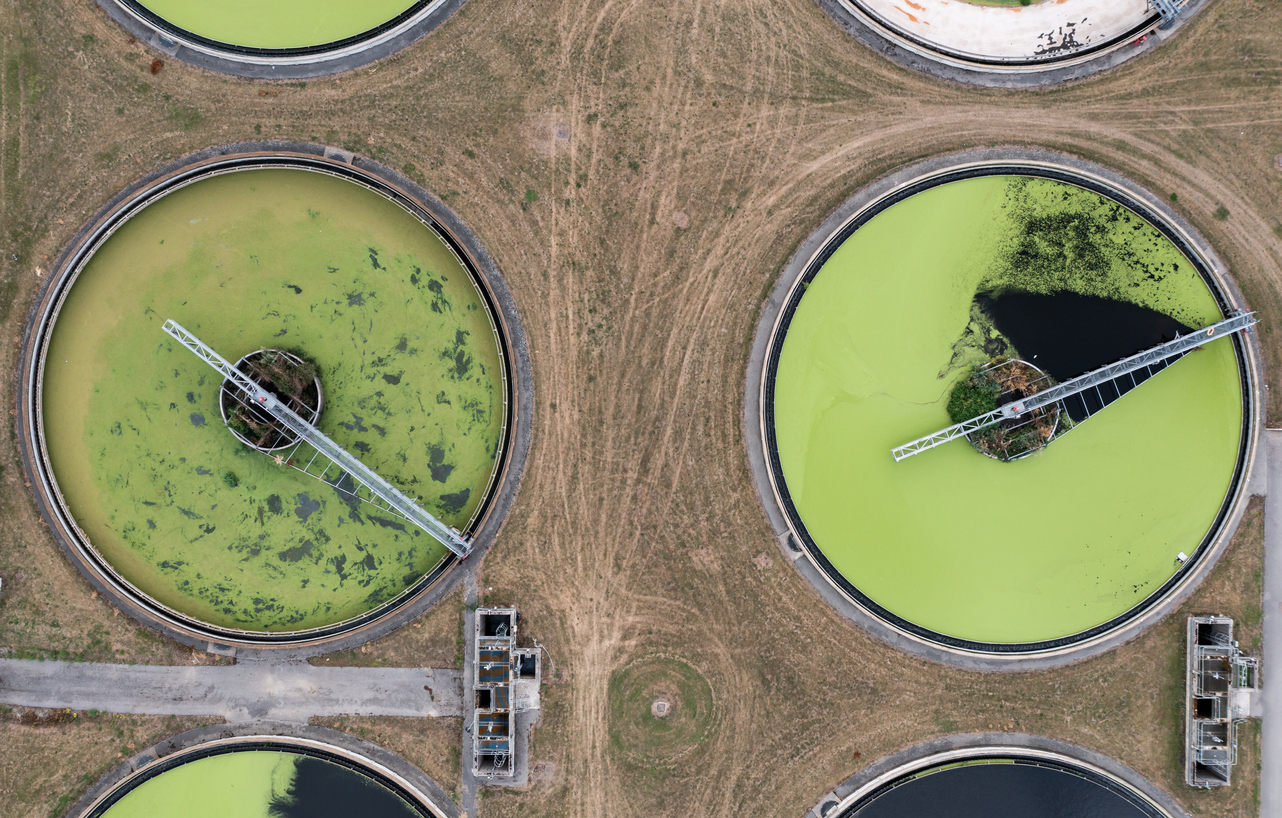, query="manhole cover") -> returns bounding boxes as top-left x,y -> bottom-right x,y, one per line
651,699 -> 670,718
